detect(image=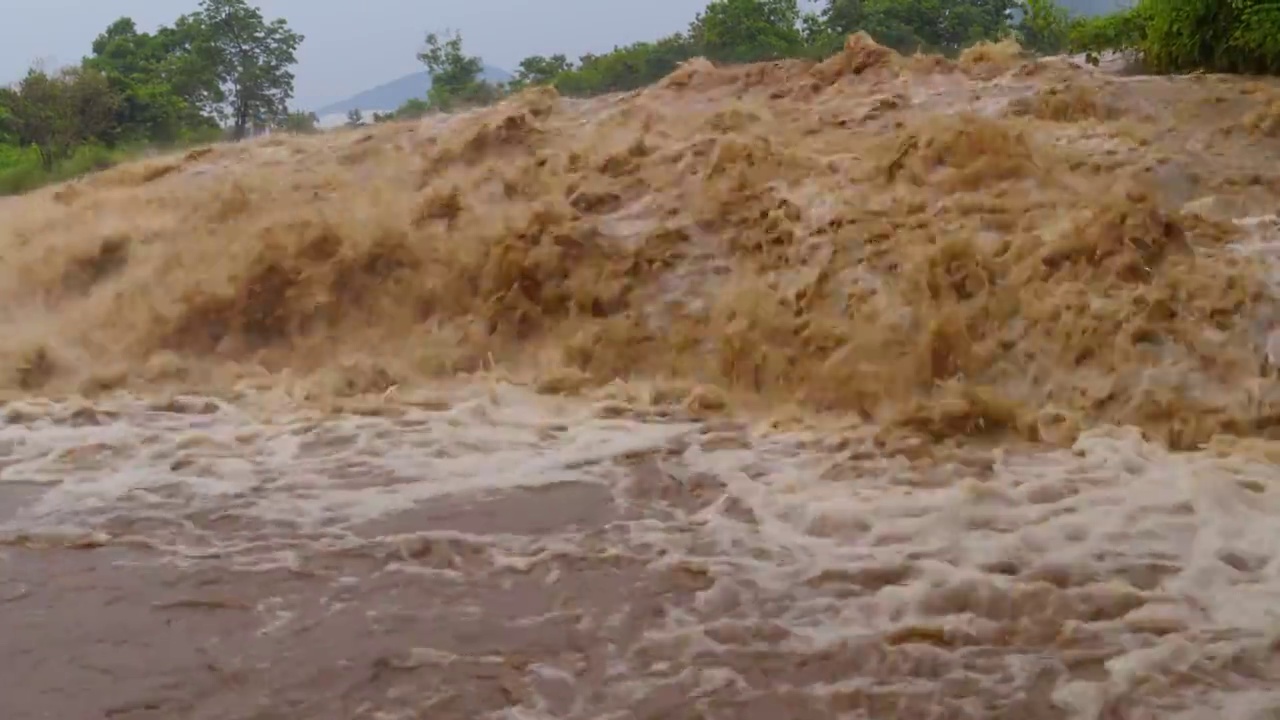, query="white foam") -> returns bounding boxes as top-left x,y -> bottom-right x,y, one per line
4,385 -> 1280,714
